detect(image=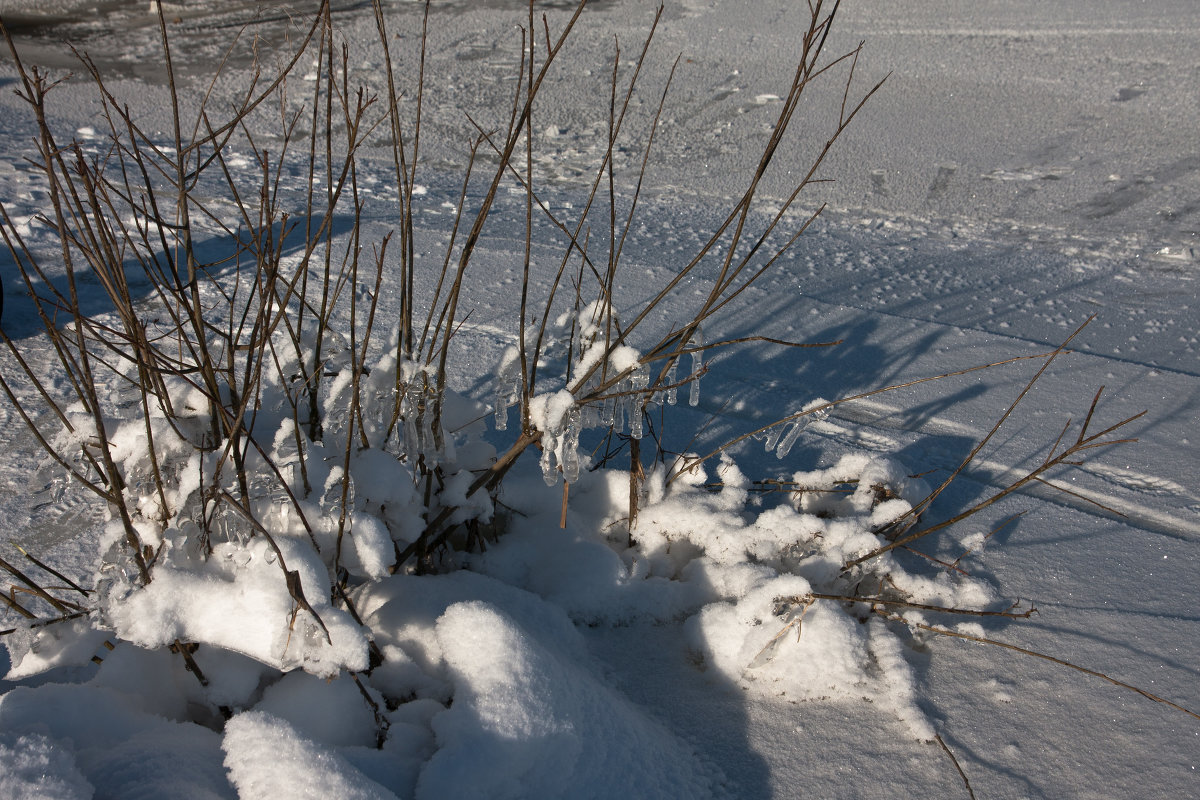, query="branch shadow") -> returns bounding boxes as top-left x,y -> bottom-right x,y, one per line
0,214 -> 357,341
